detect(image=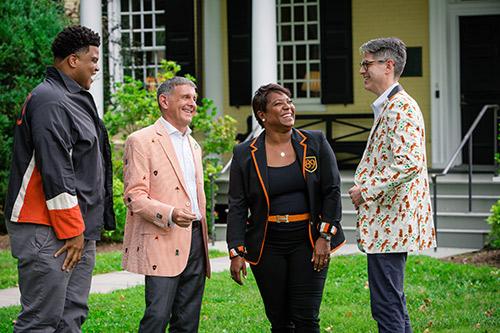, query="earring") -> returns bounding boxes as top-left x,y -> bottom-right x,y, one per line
262,118 -> 266,122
